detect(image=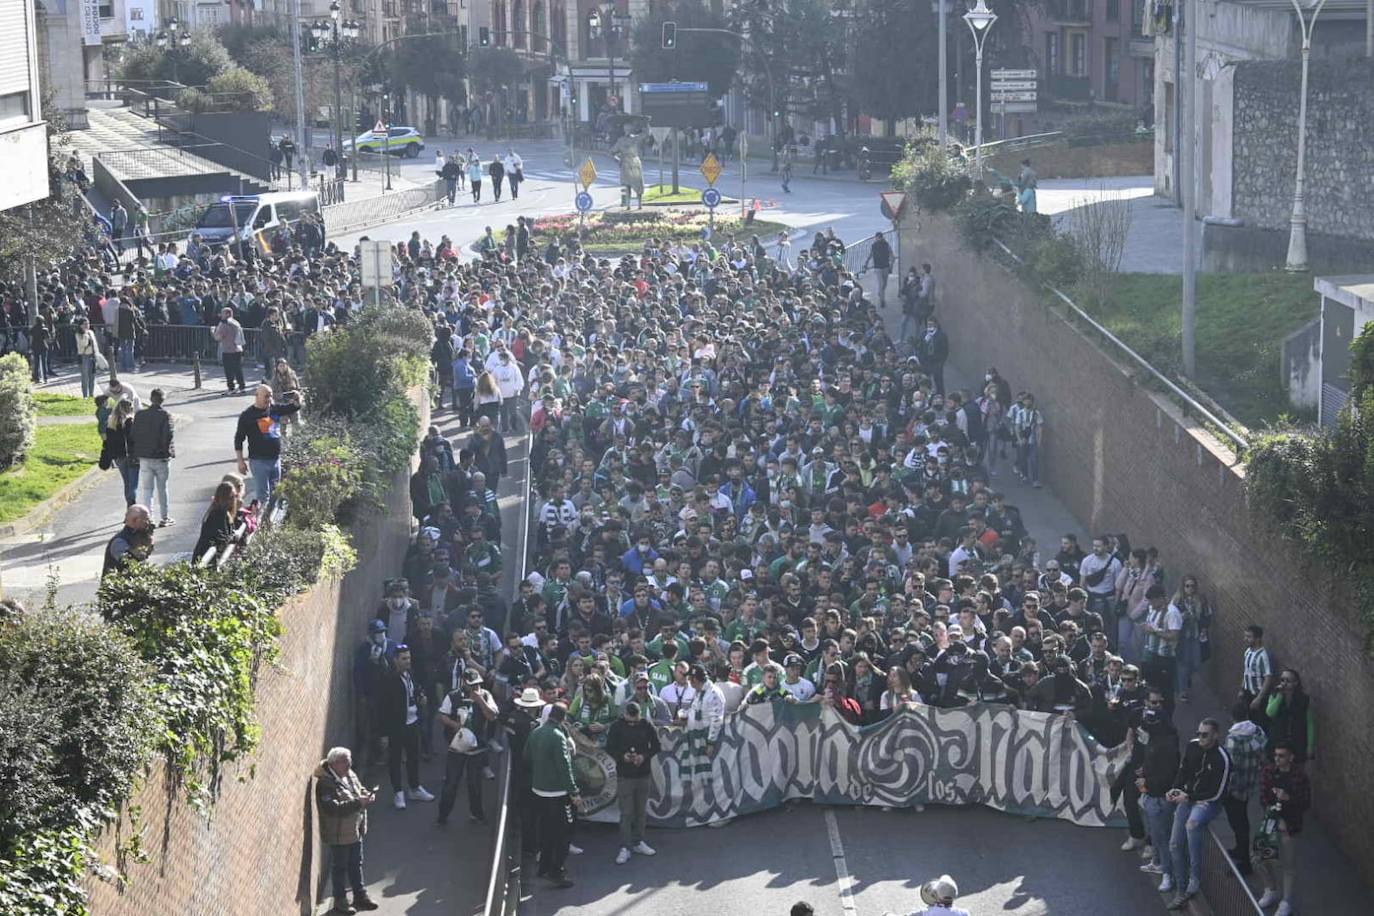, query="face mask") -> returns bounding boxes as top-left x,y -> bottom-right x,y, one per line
371,633 -> 386,646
